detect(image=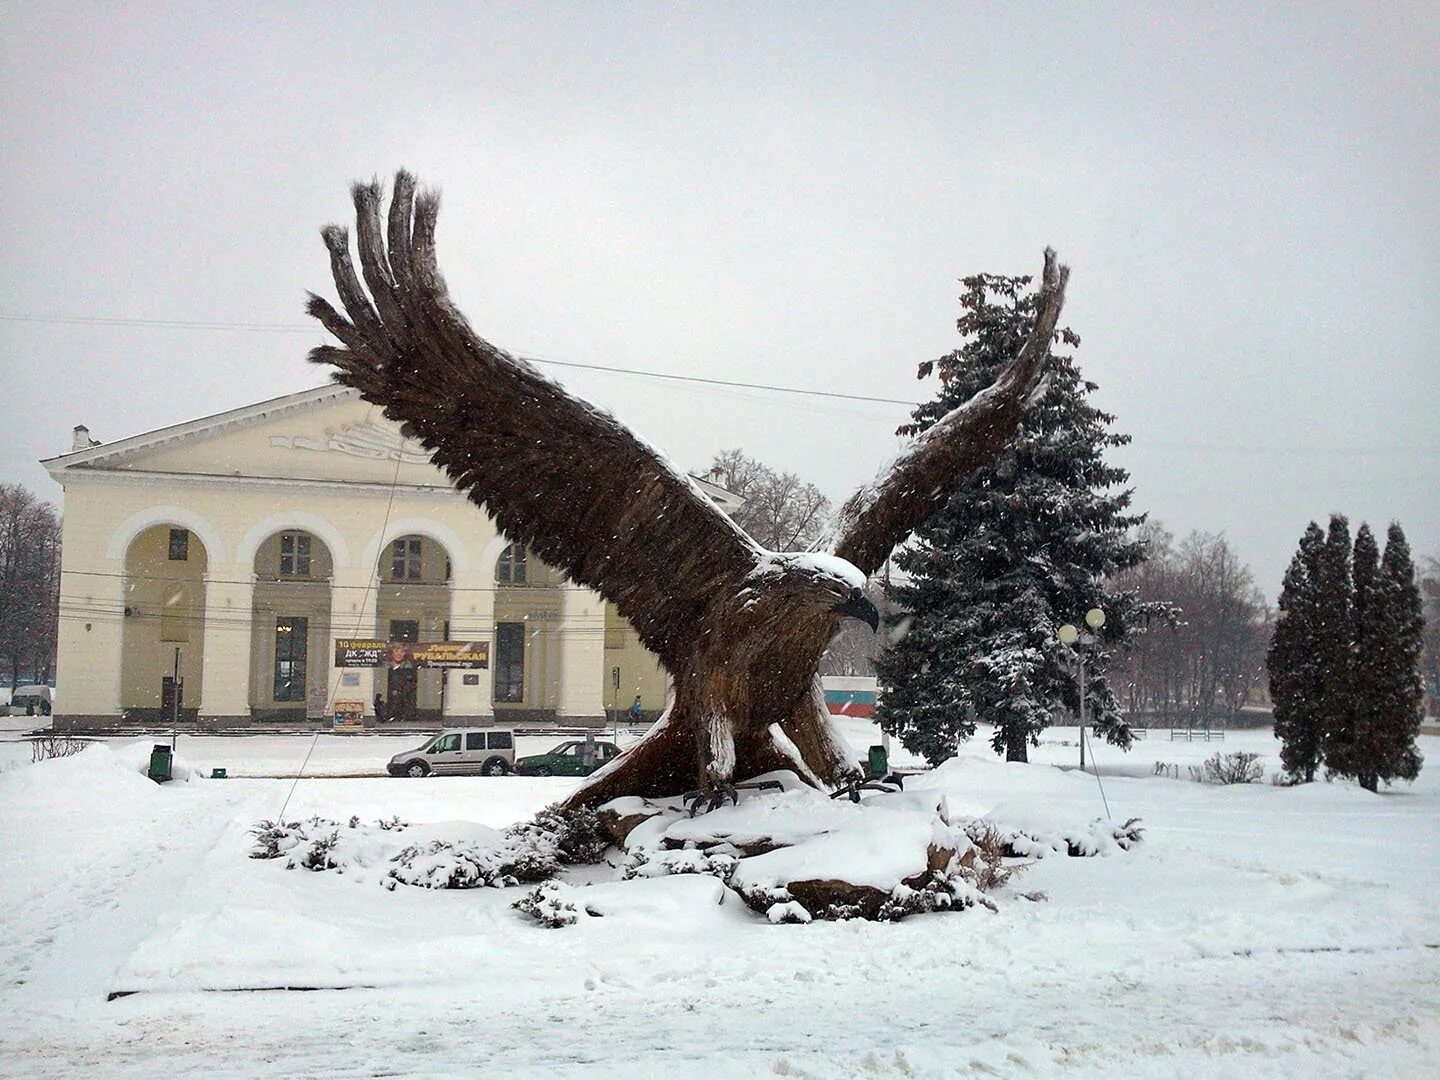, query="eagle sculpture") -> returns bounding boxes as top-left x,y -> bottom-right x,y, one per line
307,173 -> 1069,810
